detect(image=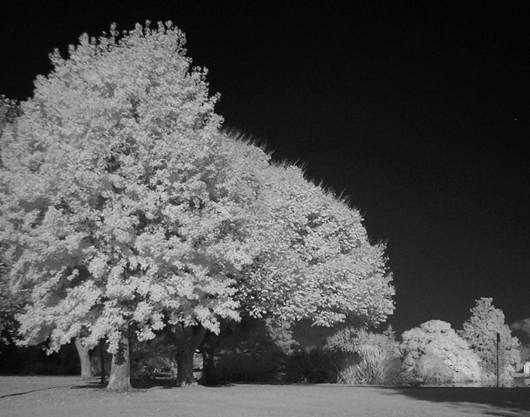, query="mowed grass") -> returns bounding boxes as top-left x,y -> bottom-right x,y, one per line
1,376 -> 530,417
